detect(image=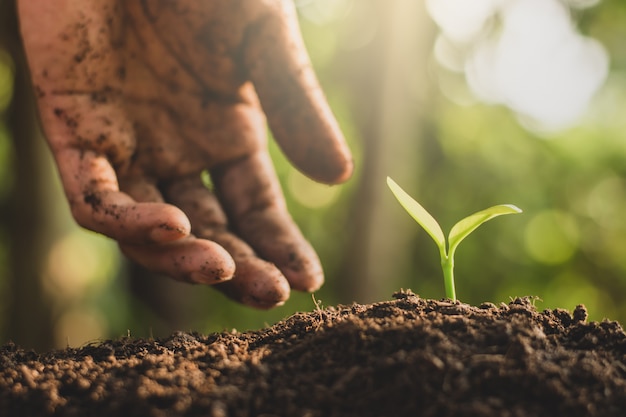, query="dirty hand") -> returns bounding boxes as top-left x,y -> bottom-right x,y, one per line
18,0 -> 352,308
